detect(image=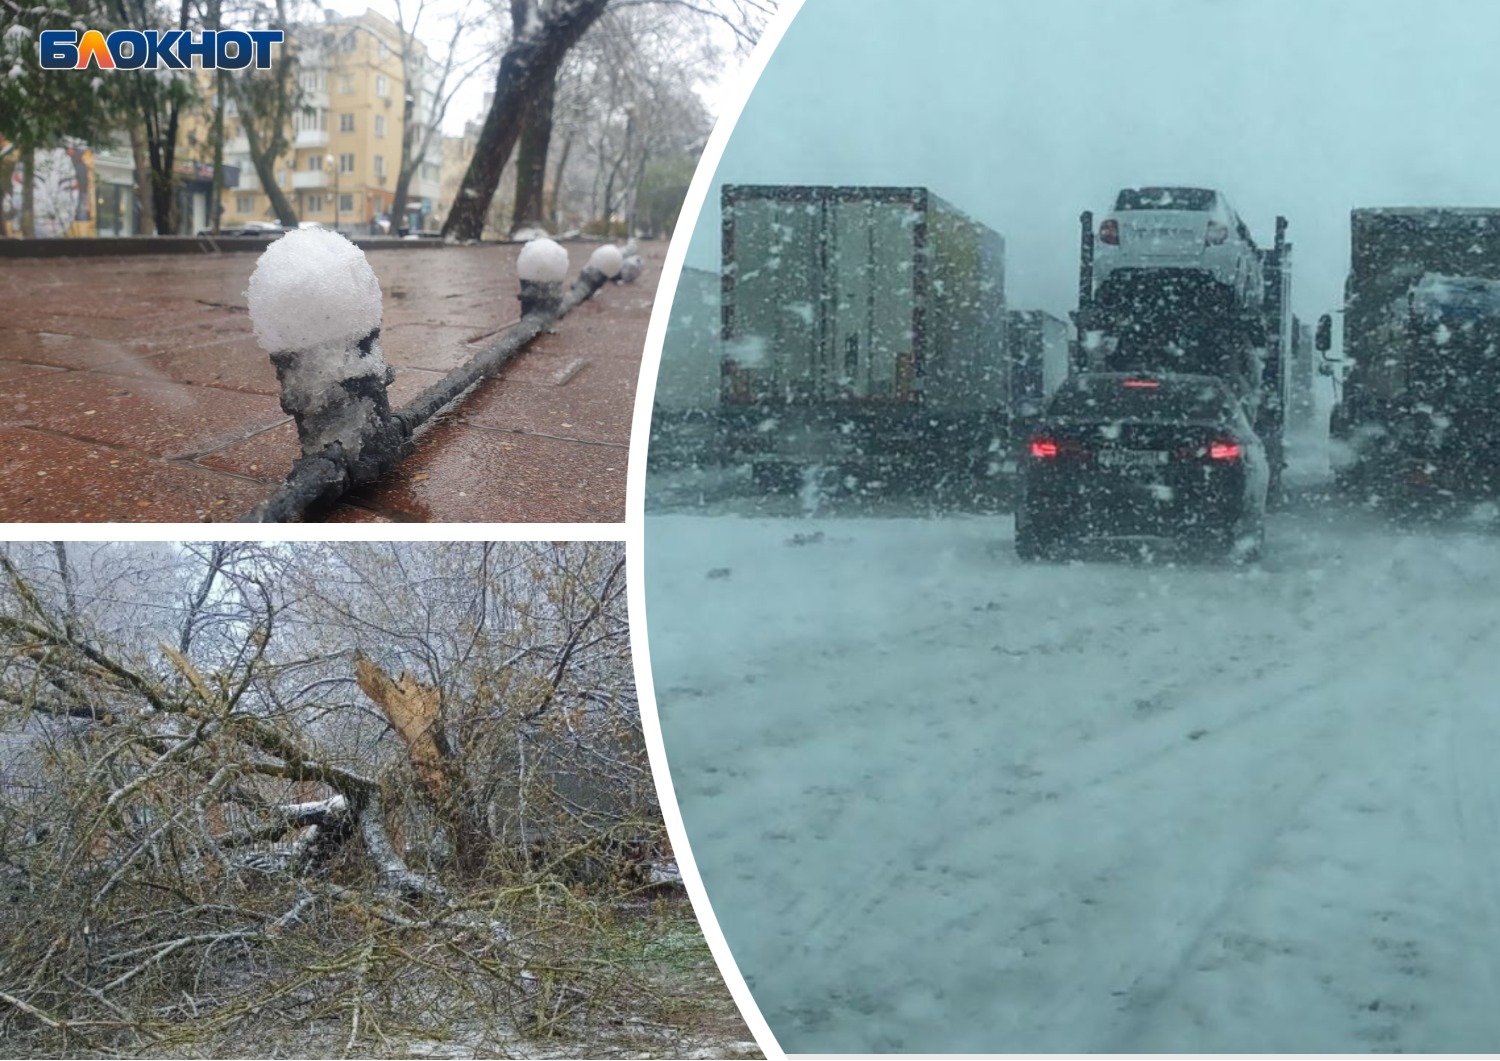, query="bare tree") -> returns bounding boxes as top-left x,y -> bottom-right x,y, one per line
444,0 -> 771,241
387,0 -> 491,233
441,0 -> 611,241
223,0 -> 303,227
